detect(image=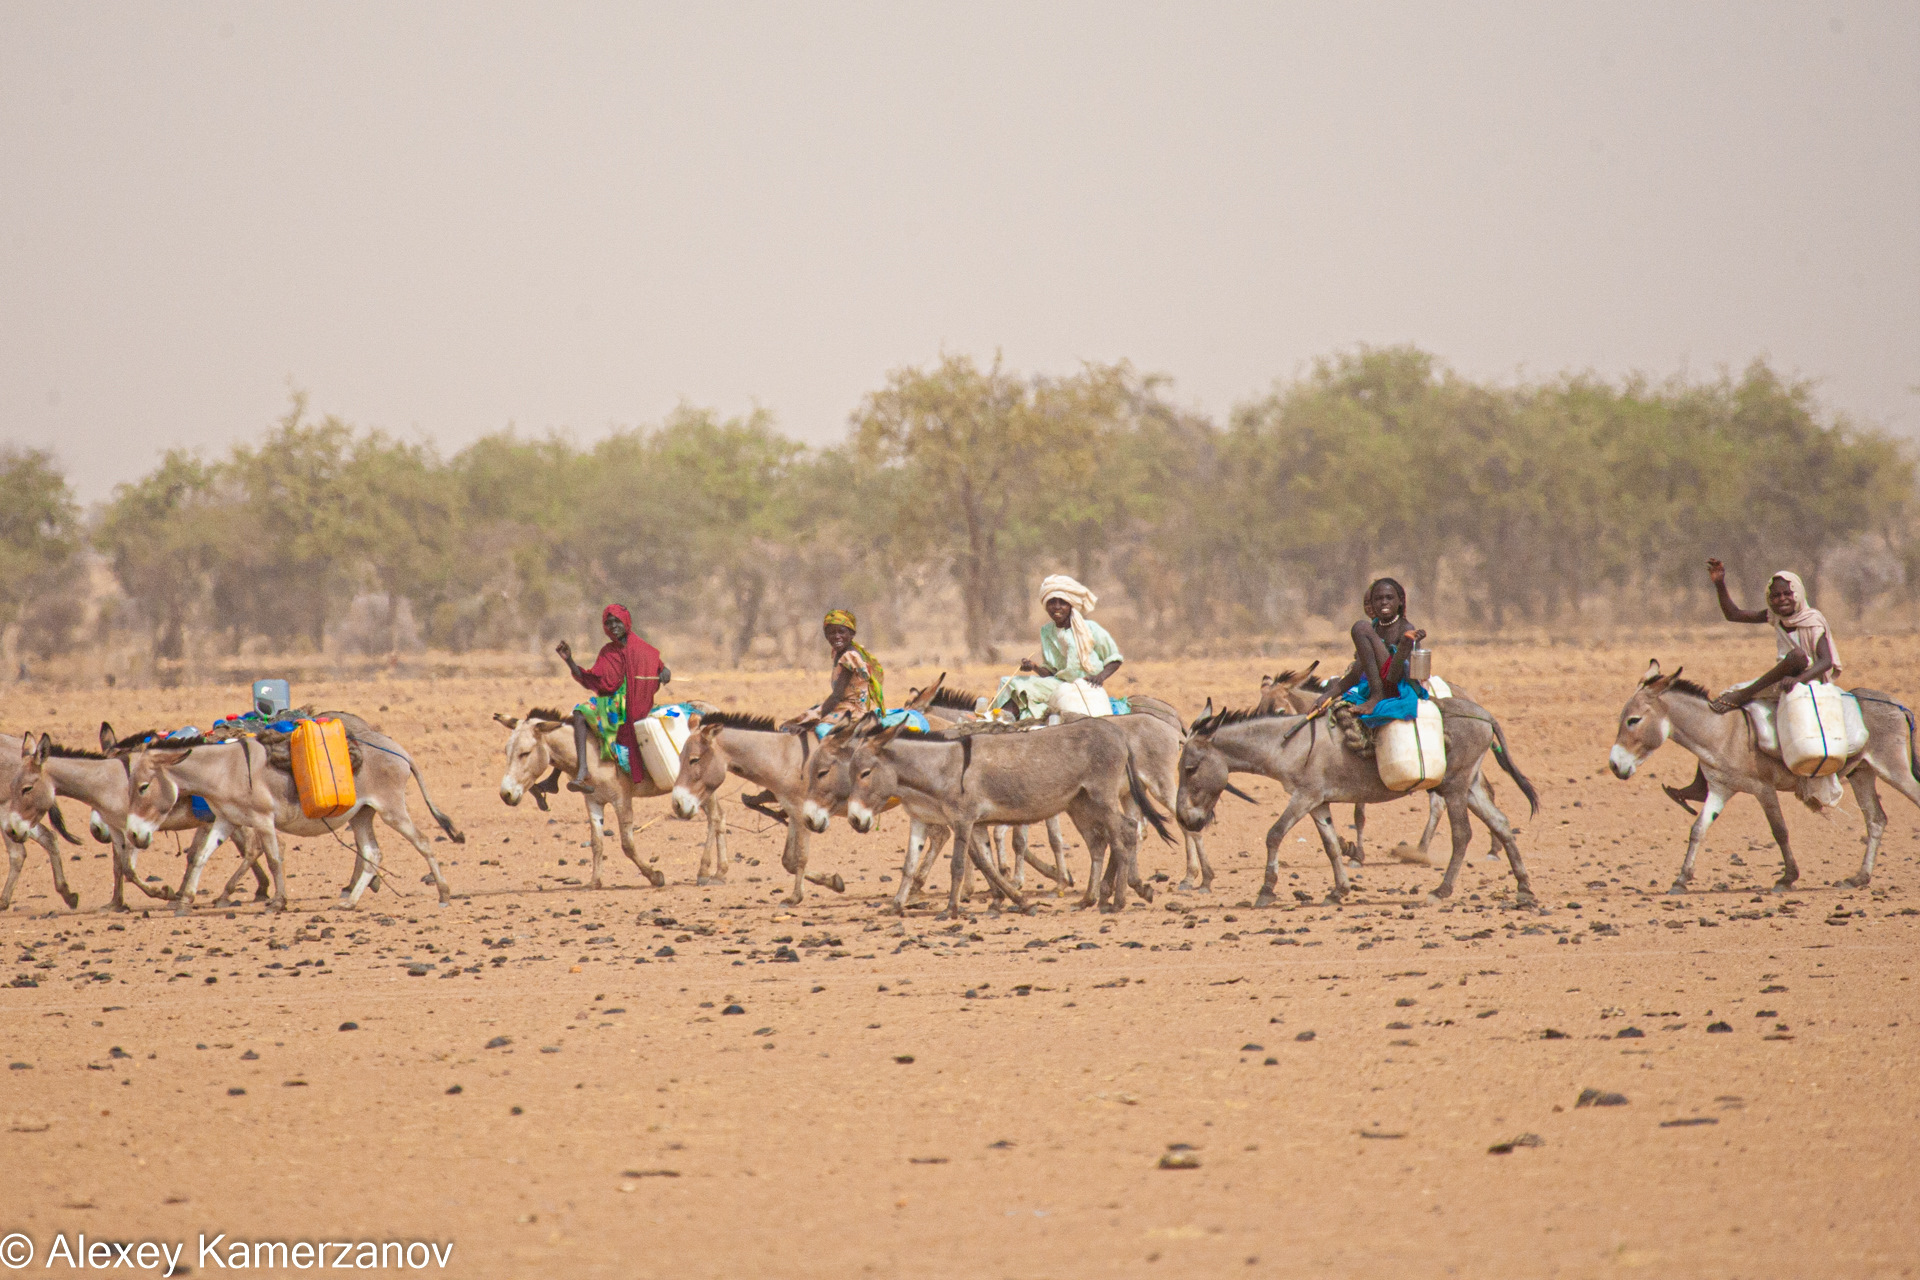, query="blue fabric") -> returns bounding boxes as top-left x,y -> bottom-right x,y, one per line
1108,696 -> 1132,715
189,795 -> 214,821
612,744 -> 632,777
1340,677 -> 1427,725
813,708 -> 931,740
